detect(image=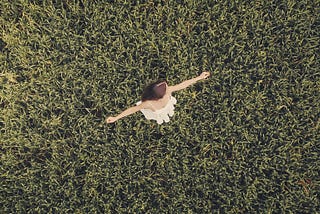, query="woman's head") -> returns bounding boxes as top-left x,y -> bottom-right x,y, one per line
142,80 -> 167,101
